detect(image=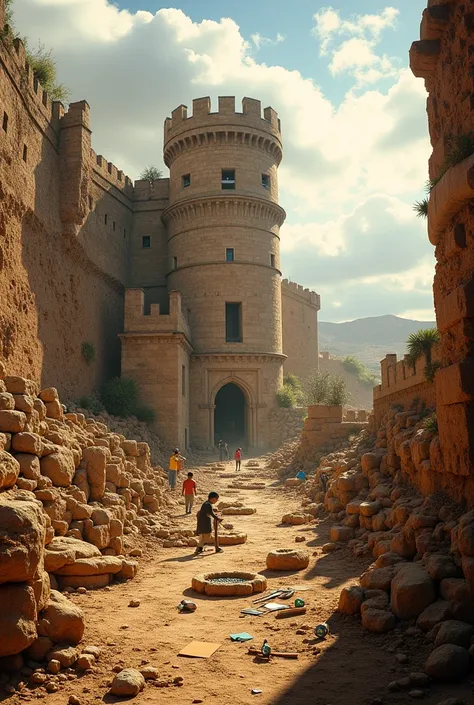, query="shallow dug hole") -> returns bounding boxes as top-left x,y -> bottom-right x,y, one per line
192,571 -> 267,596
